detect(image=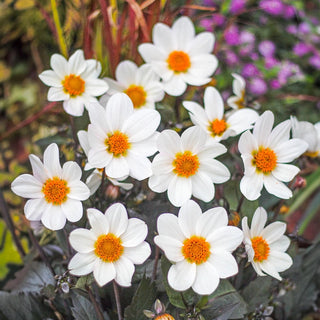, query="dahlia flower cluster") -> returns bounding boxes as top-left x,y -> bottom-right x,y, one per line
11,16 -> 316,298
